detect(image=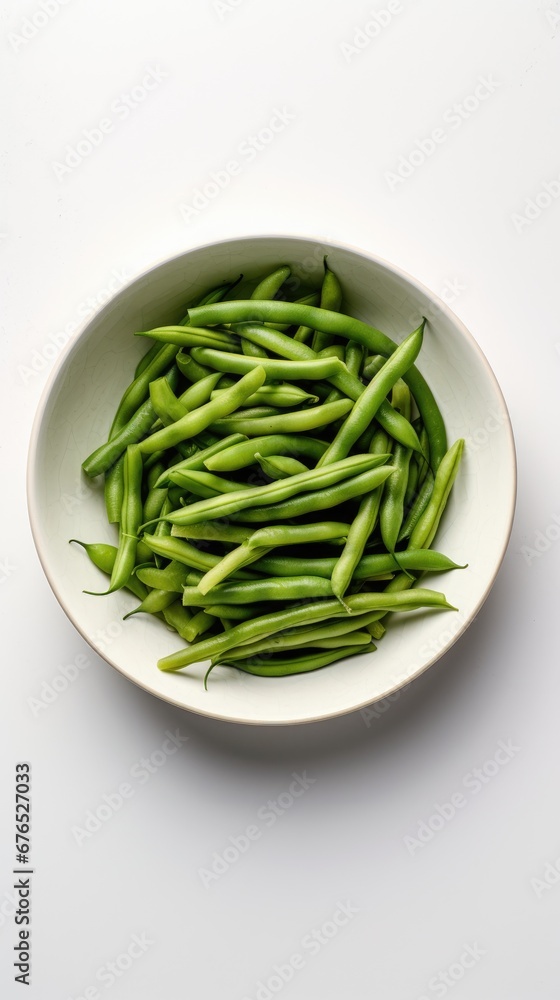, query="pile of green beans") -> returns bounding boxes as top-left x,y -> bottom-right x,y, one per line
77,261 -> 465,682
